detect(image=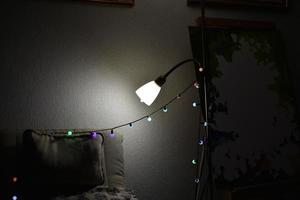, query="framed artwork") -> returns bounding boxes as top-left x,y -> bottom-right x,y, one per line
189,18 -> 300,199
188,0 -> 288,9
85,0 -> 134,5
